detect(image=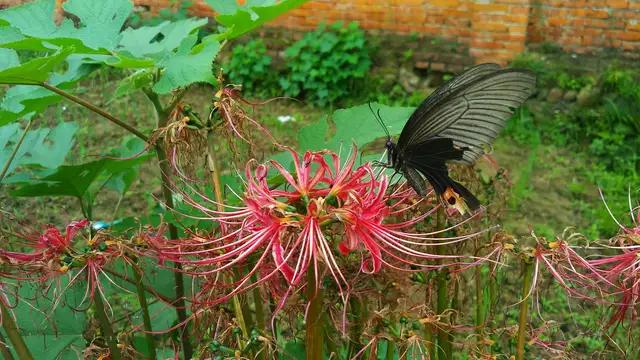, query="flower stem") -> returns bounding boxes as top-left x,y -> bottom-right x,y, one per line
305,267 -> 324,360
145,88 -> 193,360
516,259 -> 533,360
347,296 -> 365,357
0,331 -> 16,360
436,267 -> 451,359
0,118 -> 34,185
0,301 -> 32,360
93,294 -> 121,360
133,265 -> 157,360
205,131 -> 252,343
475,264 -> 489,352
385,340 -> 395,360
435,208 -> 452,359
